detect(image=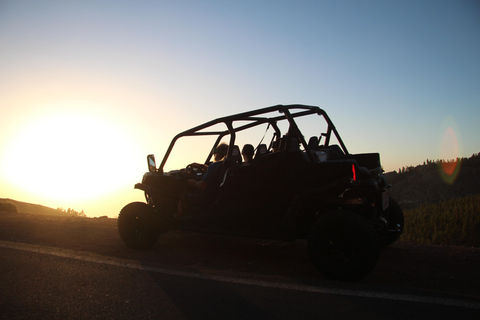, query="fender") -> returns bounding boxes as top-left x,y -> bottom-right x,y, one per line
134,183 -> 180,199
282,176 -> 352,238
